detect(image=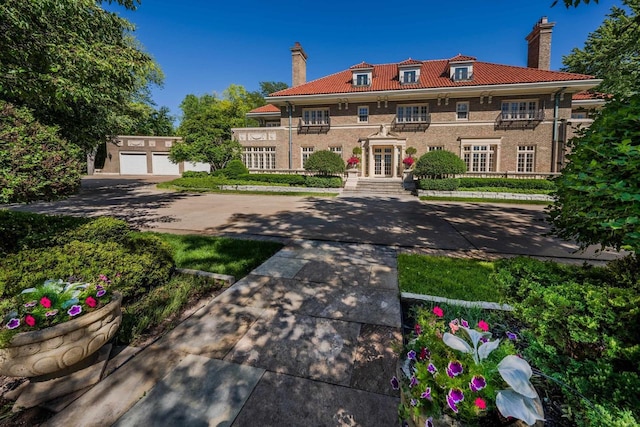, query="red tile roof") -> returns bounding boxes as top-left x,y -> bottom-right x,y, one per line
350,62 -> 374,69
248,104 -> 281,114
572,90 -> 609,100
270,59 -> 596,97
398,58 -> 423,66
449,54 -> 477,62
